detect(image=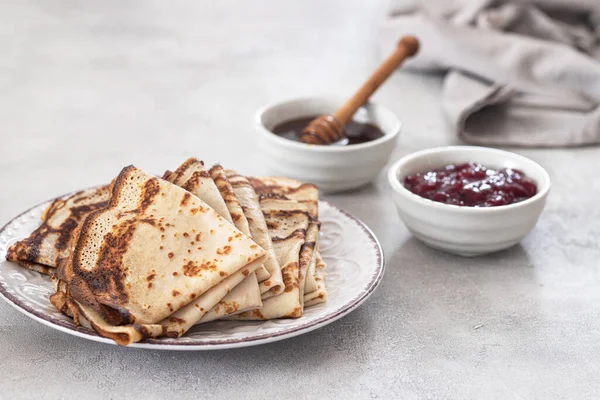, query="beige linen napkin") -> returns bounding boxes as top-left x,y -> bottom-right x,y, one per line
380,0 -> 600,147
